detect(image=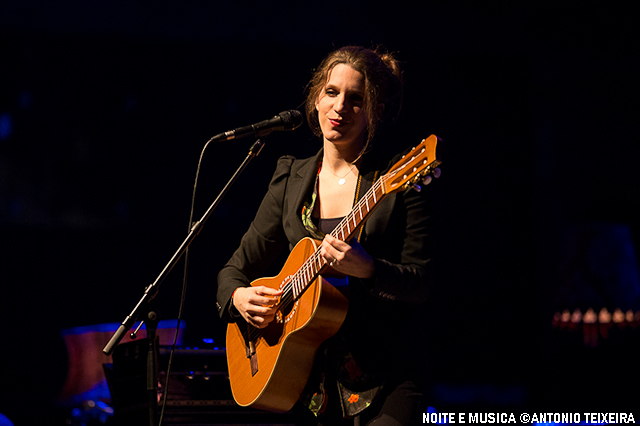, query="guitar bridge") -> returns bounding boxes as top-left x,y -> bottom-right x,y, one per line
246,340 -> 258,376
